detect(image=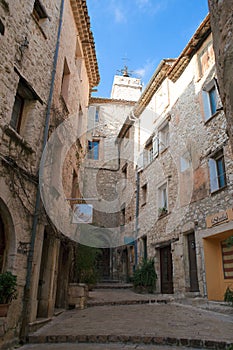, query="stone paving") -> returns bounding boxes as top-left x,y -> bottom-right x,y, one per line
20,288 -> 233,349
